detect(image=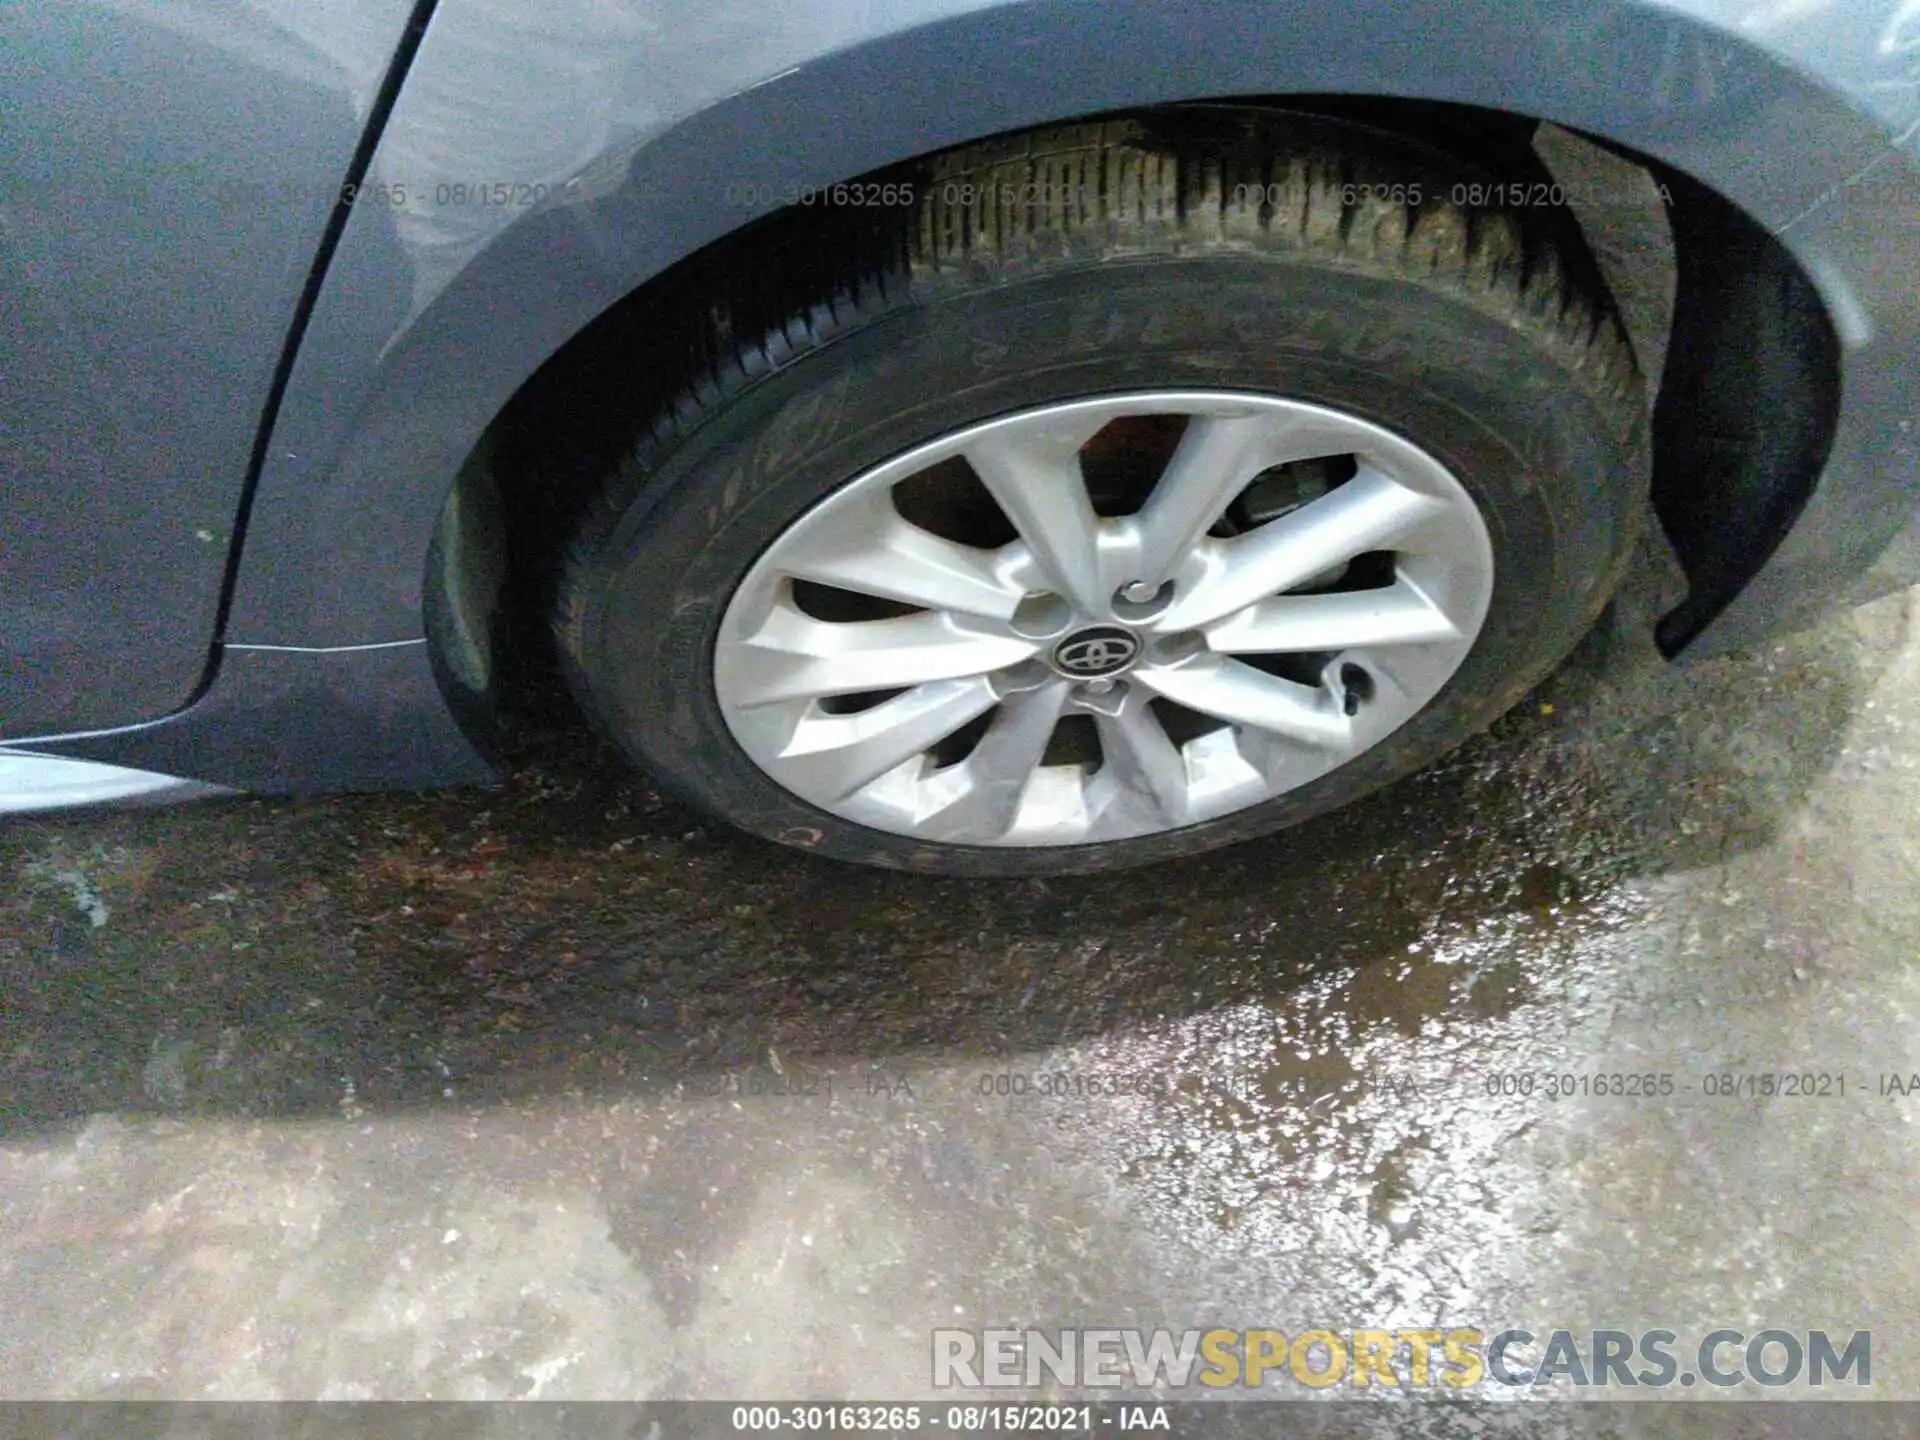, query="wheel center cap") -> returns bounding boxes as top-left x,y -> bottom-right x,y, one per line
1050,625 -> 1141,680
